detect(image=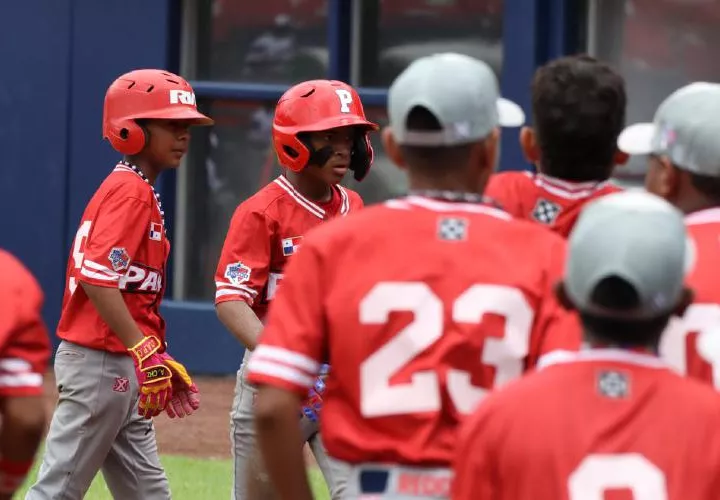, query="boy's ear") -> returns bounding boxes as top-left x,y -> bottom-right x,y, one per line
554,281 -> 576,312
382,126 -> 407,171
520,126 -> 540,165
